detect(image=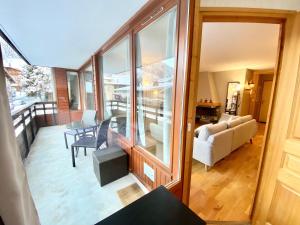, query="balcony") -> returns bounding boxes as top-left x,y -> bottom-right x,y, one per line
16,103 -> 147,225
